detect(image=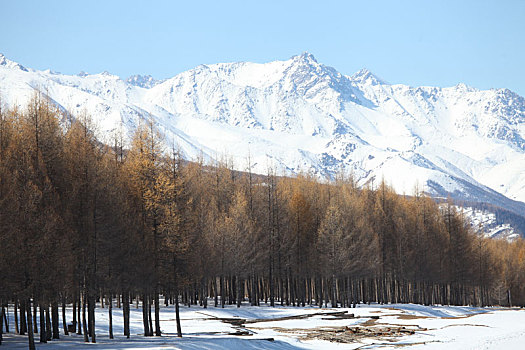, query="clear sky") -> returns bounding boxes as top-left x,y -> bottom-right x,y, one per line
1,0 -> 524,95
